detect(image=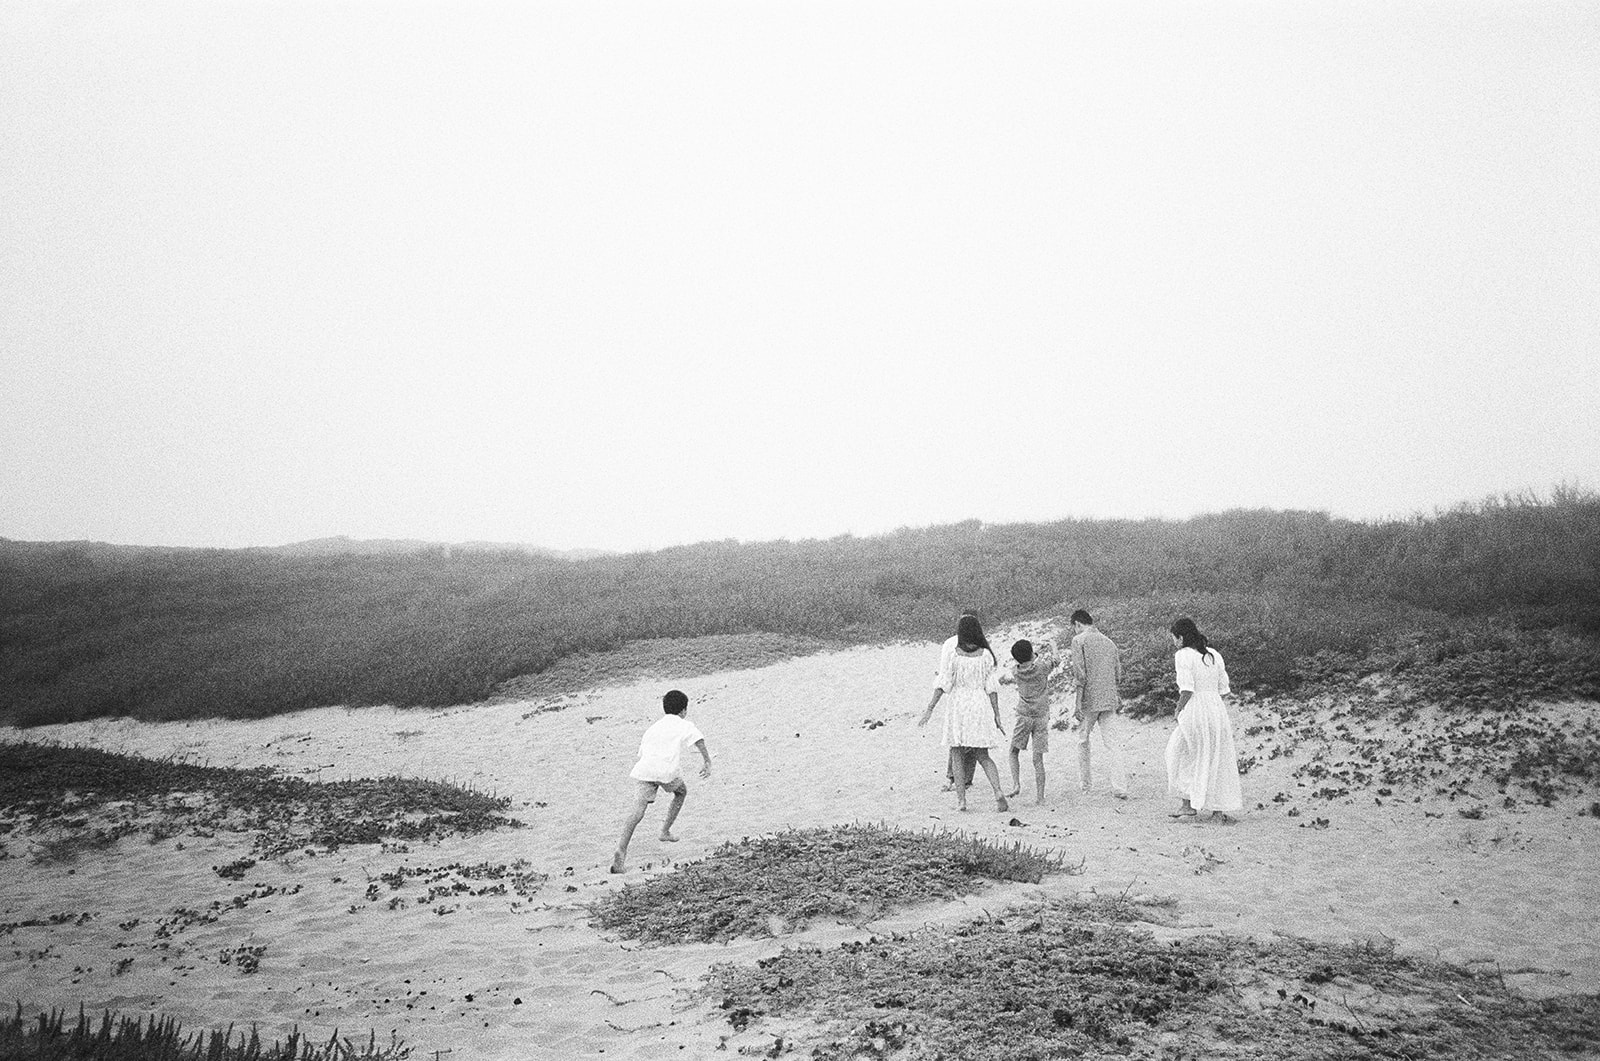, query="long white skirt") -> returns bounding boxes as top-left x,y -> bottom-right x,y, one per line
1164,693 -> 1243,813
